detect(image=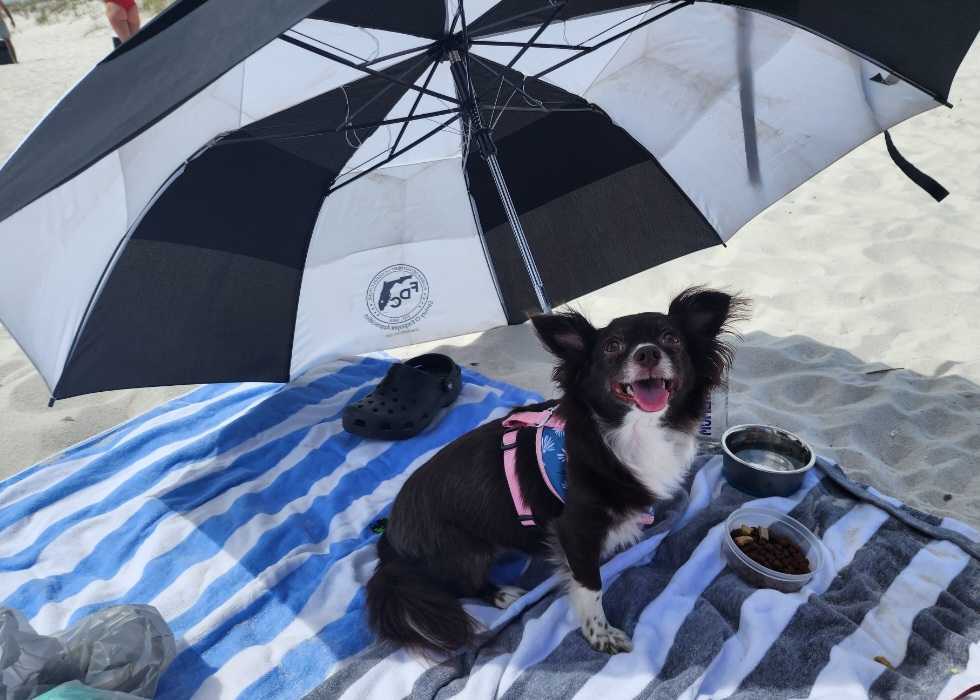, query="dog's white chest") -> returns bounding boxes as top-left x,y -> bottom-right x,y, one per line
602,411 -> 696,499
